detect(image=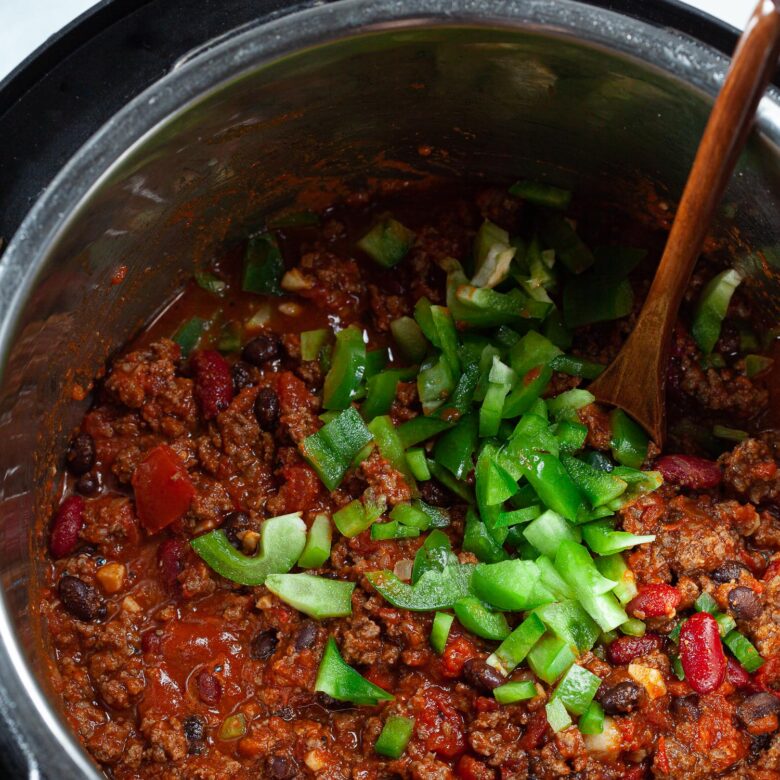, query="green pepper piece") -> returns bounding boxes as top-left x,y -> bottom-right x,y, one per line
511,413 -> 560,457
594,553 -> 637,605
390,503 -> 431,530
540,214 -> 594,275
431,304 -> 461,374
509,331 -> 562,378
173,316 -> 207,357
300,407 -> 374,491
405,449 -> 431,481
619,618 -> 646,637
509,448 -> 586,522
745,354 -> 774,378
549,354 -> 605,380
544,306 -> 573,350
473,219 -> 514,281
609,409 -> 648,469
691,268 -> 742,354
480,357 -> 516,437
454,283 -> 551,326
265,573 -> 354,618
535,555 -> 576,601
218,713 -> 247,741
191,512 -> 307,586
323,325 -> 367,410
413,500 -> 450,529
471,560 -> 553,611
390,316 -> 429,363
592,245 -> 647,279
454,596 -> 511,641
528,634 -> 576,685
364,349 -> 389,381
551,664 -> 601,715
426,459 -> 476,505
723,630 -> 764,672
547,389 -> 595,421
315,638 -> 394,705
487,613 -> 546,675
476,446 -> 520,507
581,519 -> 655,556
398,416 -> 454,449
509,179 -> 572,210
494,680 -> 538,704
434,413 -> 479,481
370,520 -> 421,540
418,353 -> 456,415
411,529 -> 457,584
554,421 -> 589,454
713,424 -> 748,443
561,455 -> 628,508
463,510 -> 509,563
217,320 -> 243,353
374,715 -> 415,758
242,233 -> 284,295
578,701 -> 605,735
298,514 -> 332,568
433,361 -> 481,421
357,216 -> 415,268
366,564 -> 475,612
534,601 -> 600,654
563,277 -> 633,328
368,415 -> 418,493
194,270 -> 227,297
522,510 -> 582,559
502,365 -> 553,419
554,541 -> 628,632
431,611 -> 454,654
362,368 -> 415,421
495,505 -> 542,527
714,613 -> 737,637
334,494 -> 386,538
